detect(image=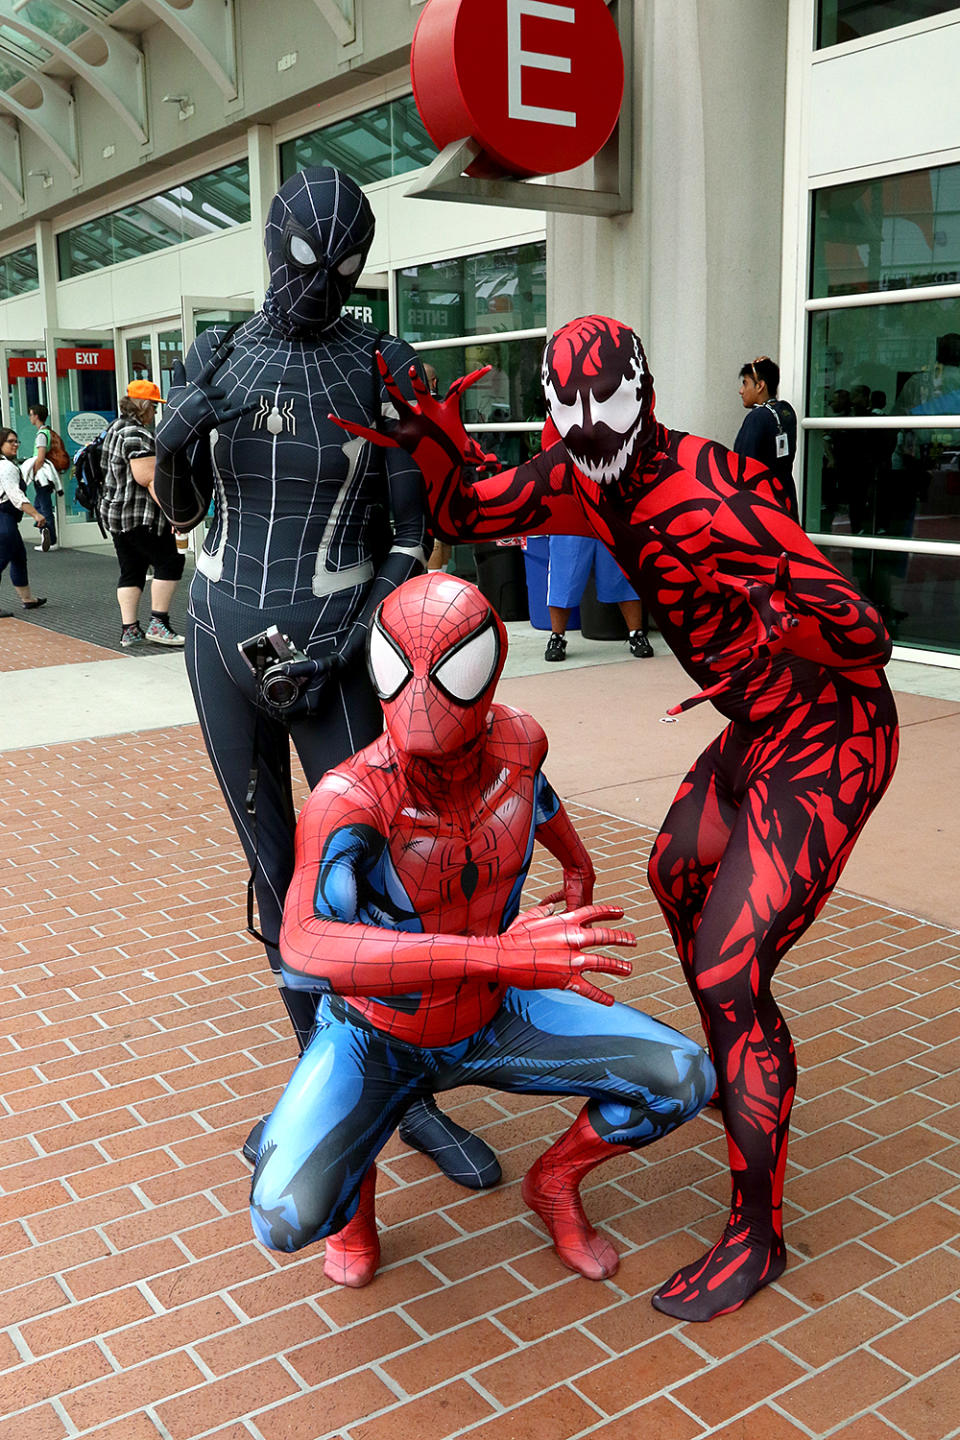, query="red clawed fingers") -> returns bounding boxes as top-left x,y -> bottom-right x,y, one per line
446,365 -> 492,399
327,415 -> 396,448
